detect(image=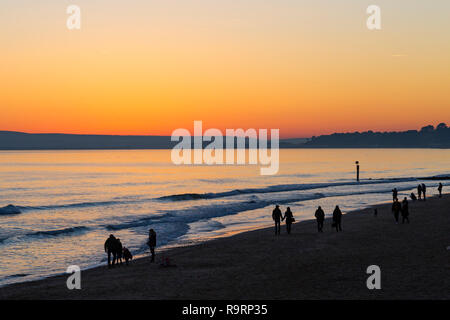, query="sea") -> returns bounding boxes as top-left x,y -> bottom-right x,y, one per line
0,149 -> 449,286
